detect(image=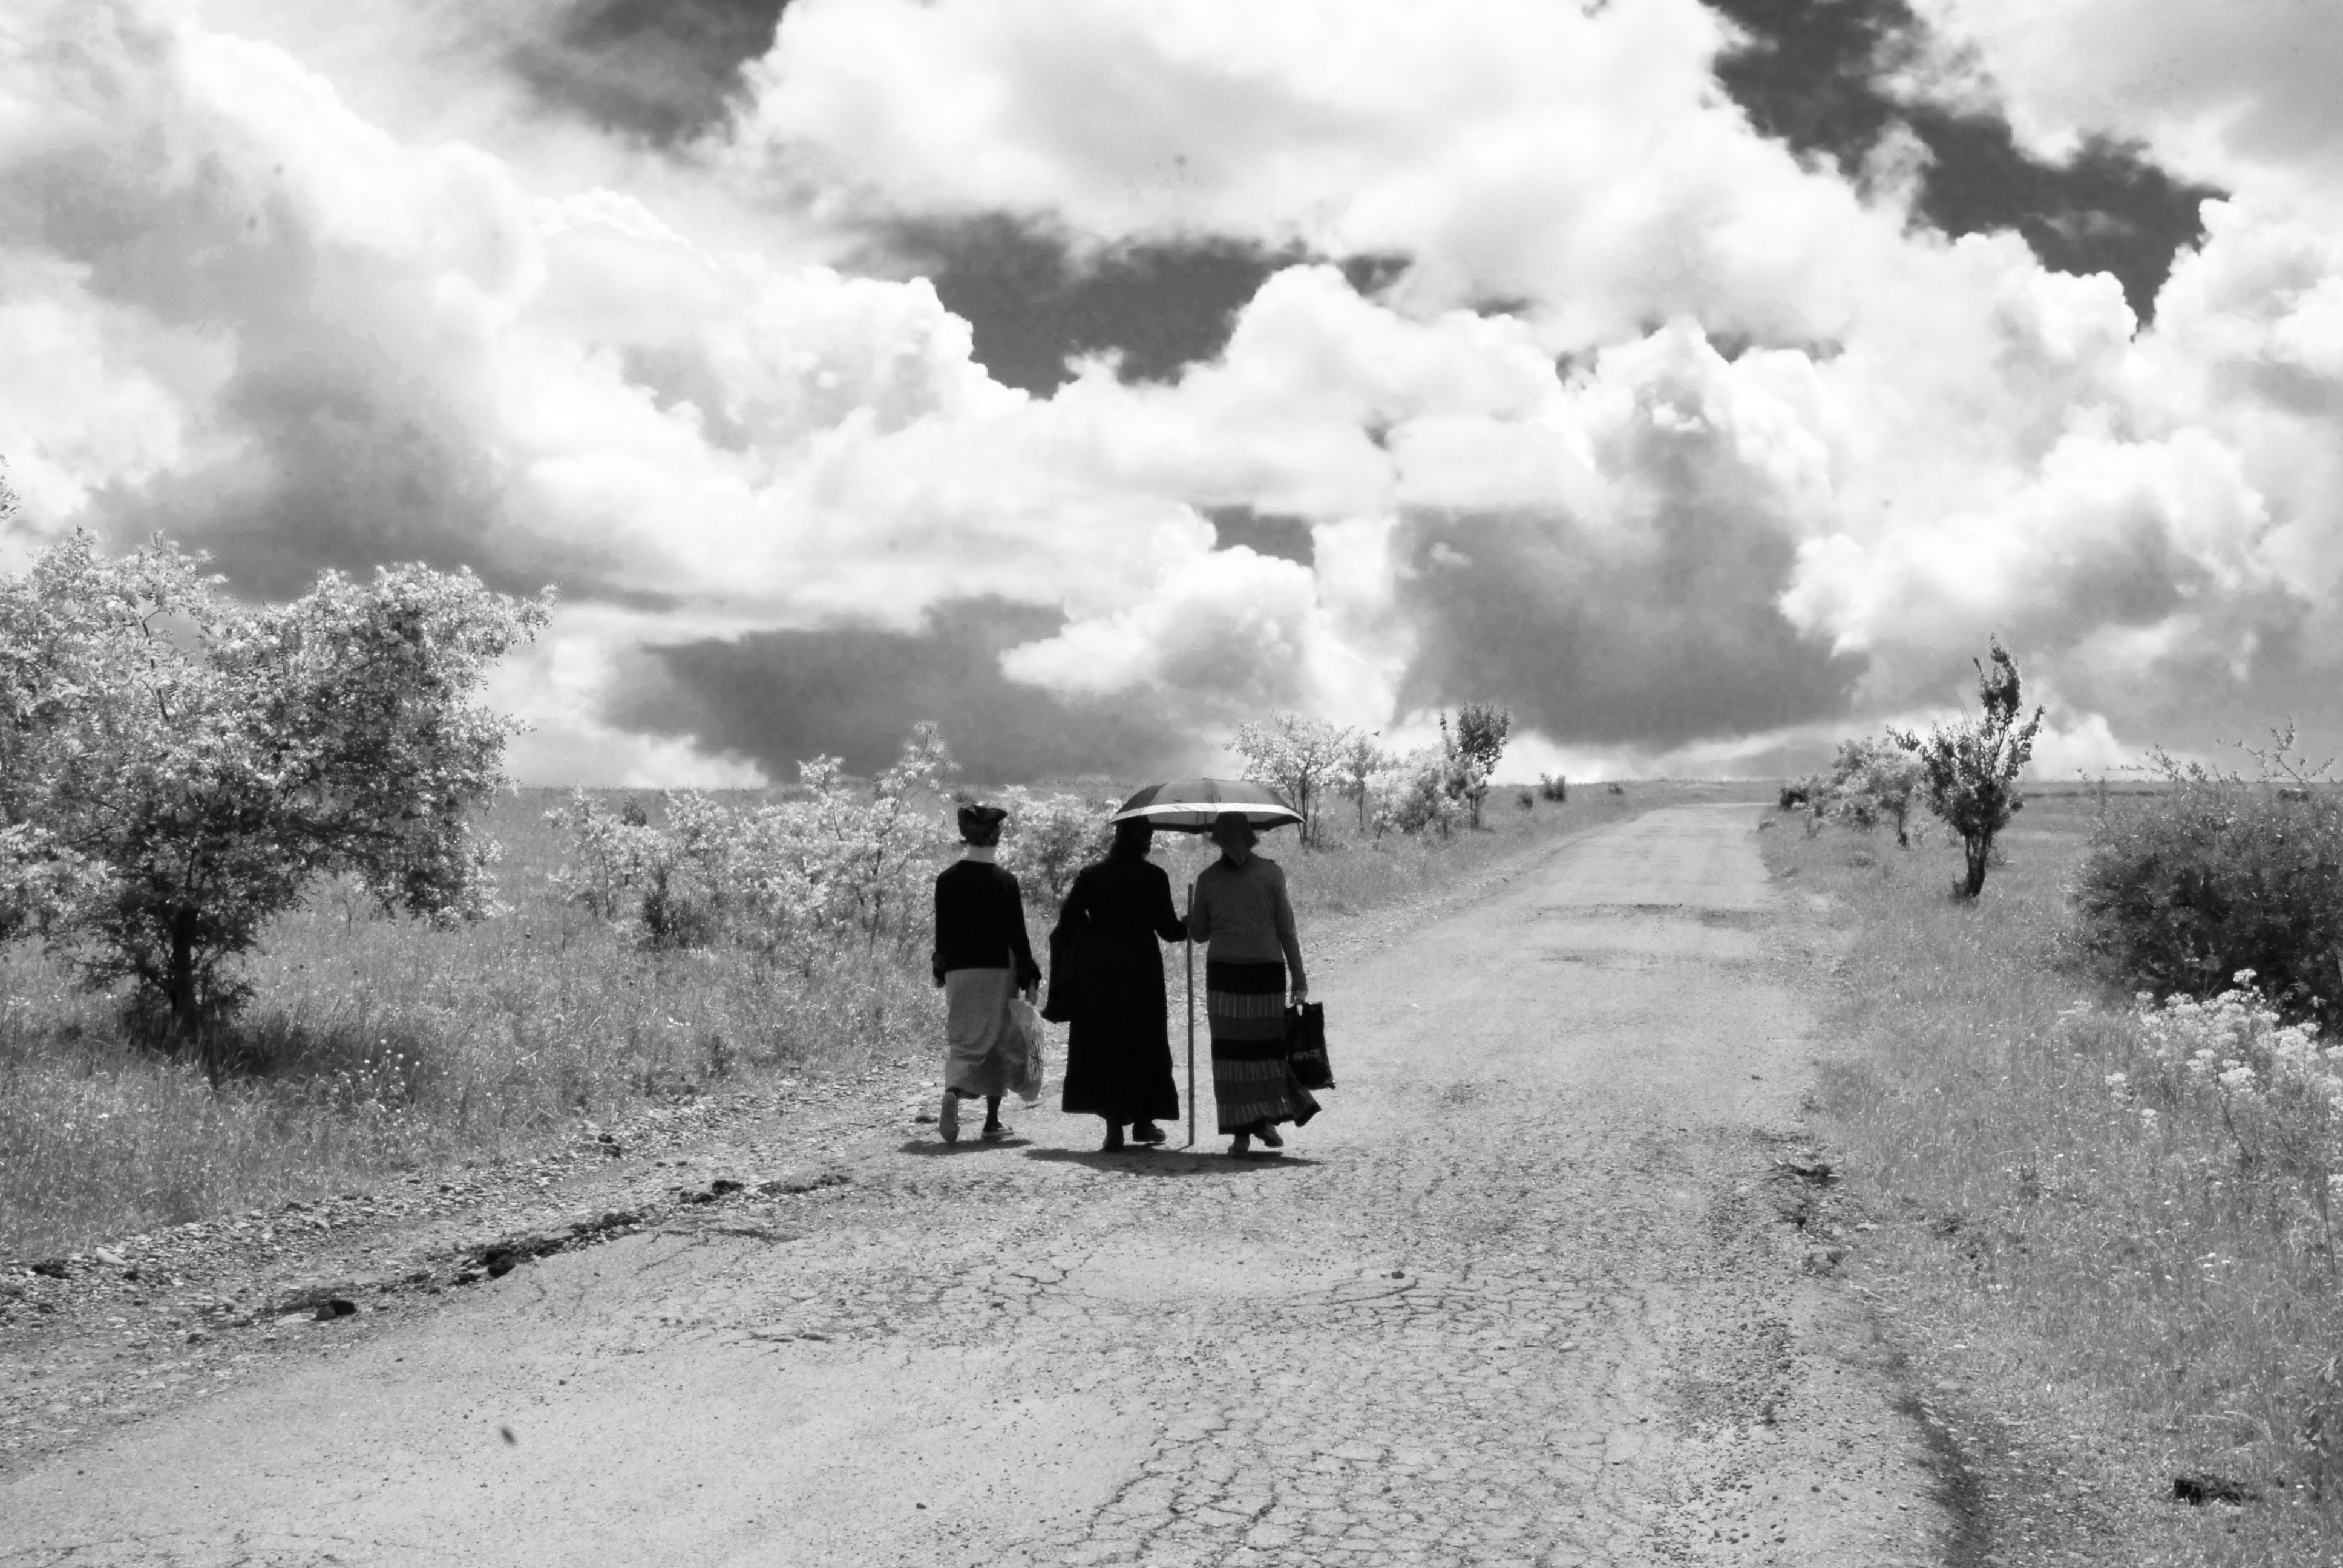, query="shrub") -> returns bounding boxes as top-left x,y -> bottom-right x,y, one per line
1377,746 -> 1469,839
1605,782 -> 1625,796
1516,789 -> 1535,811
1889,637 -> 2043,897
548,725 -> 957,958
2073,748 -> 2343,1015
1819,737 -> 1924,846
1777,781 -> 1811,810
1539,773 -> 1568,803
998,788 -> 1115,903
